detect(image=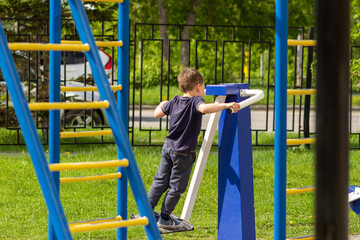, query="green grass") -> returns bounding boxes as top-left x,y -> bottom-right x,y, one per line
1,143 -> 360,239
